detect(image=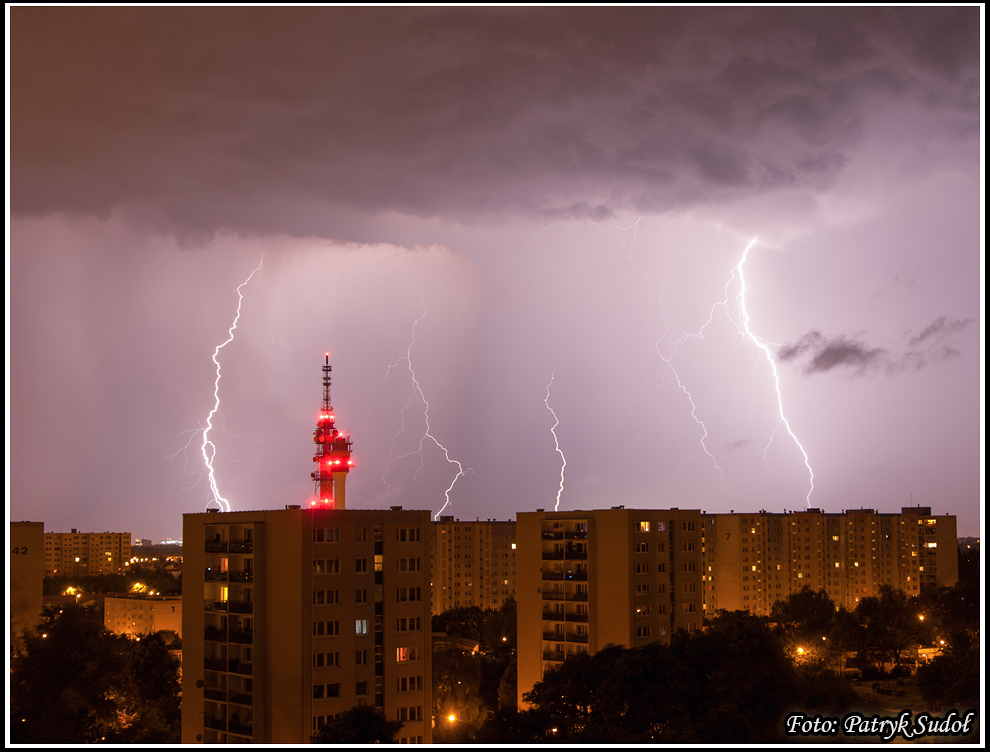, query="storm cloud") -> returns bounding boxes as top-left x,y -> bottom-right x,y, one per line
10,7 -> 979,236
9,9 -> 982,540
779,317 -> 974,375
